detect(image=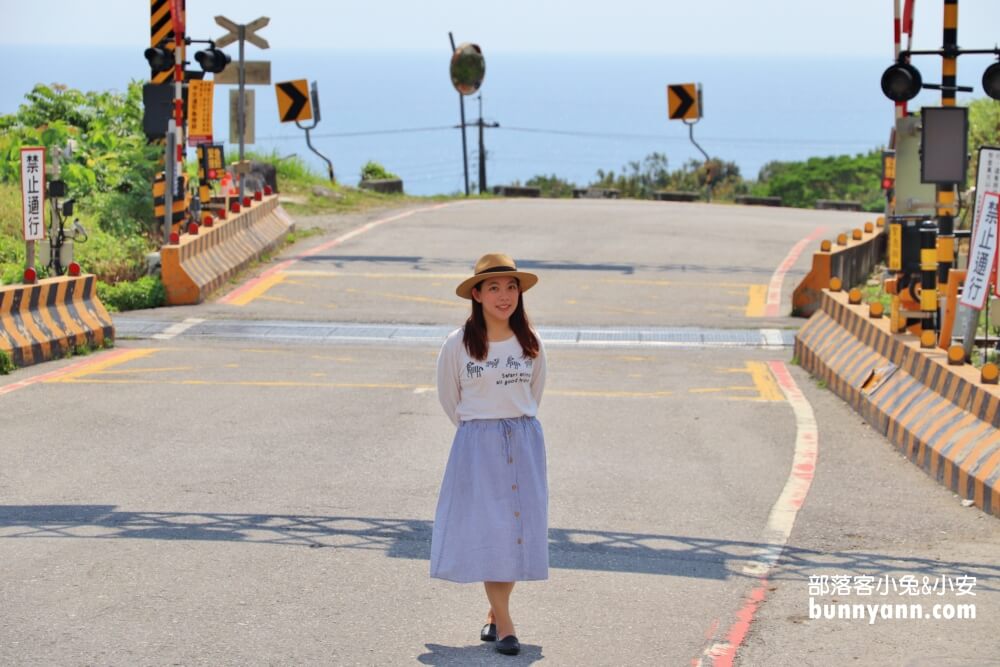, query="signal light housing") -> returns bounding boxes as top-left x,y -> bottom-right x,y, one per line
144,46 -> 175,74
195,48 -> 231,74
983,62 -> 1000,100
881,62 -> 923,102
